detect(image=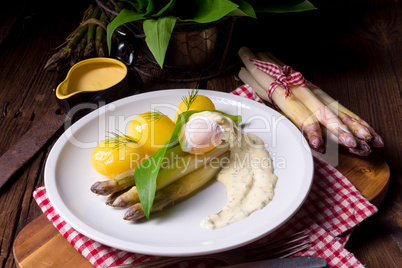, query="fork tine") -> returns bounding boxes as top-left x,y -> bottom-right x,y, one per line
239,230 -> 308,254
247,241 -> 311,261
275,243 -> 311,259
241,230 -> 310,262
110,231 -> 312,267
